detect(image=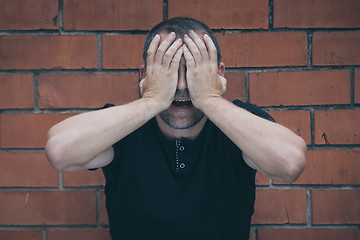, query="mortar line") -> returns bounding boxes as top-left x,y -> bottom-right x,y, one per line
310,109 -> 315,146
96,189 -> 100,226
245,71 -> 250,103
97,34 -> 103,71
307,31 -> 313,68
268,0 -> 274,29
163,0 -> 168,20
33,72 -> 40,113
58,0 -> 64,33
42,229 -> 46,240
59,172 -> 63,190
350,69 -> 355,106
306,189 -> 312,226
